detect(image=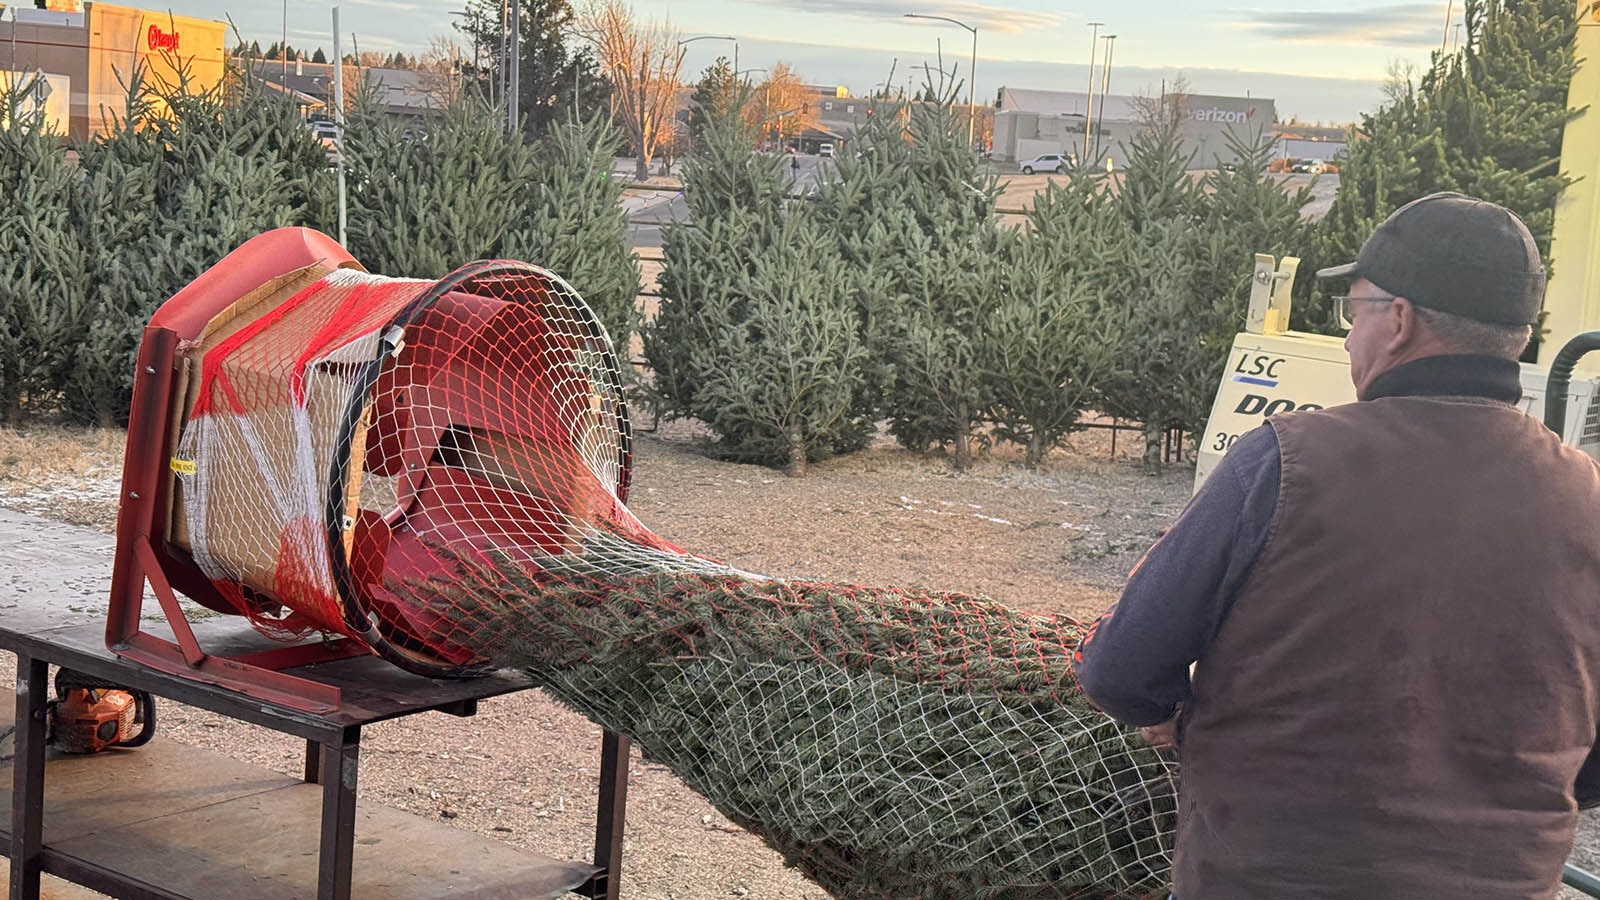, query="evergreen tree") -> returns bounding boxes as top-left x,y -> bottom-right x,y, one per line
816,85 -> 1003,468
0,78 -> 83,422
688,57 -> 739,146
66,80 -> 165,427
650,110 -> 871,471
1095,107 -> 1206,467
649,109 -> 785,420
455,0 -> 610,136
312,48 -> 328,64
684,210 -> 870,474
992,174 -> 1128,467
344,93 -> 535,277
506,113 -> 641,354
1312,0 -> 1576,337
